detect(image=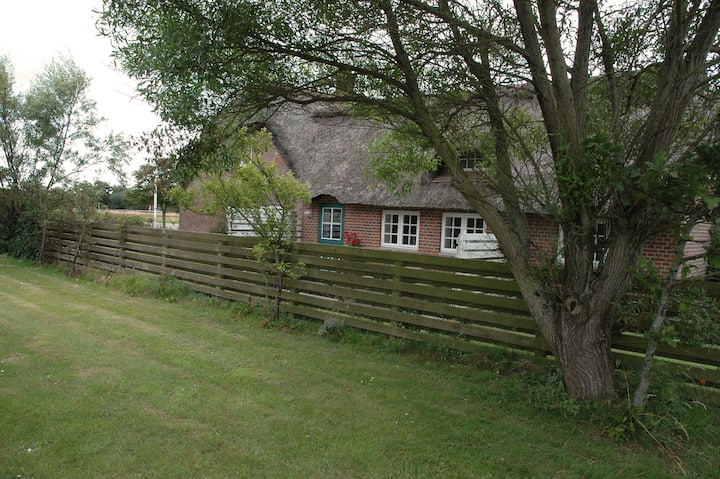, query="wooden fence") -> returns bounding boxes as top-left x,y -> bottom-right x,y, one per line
44,222 -> 719,384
